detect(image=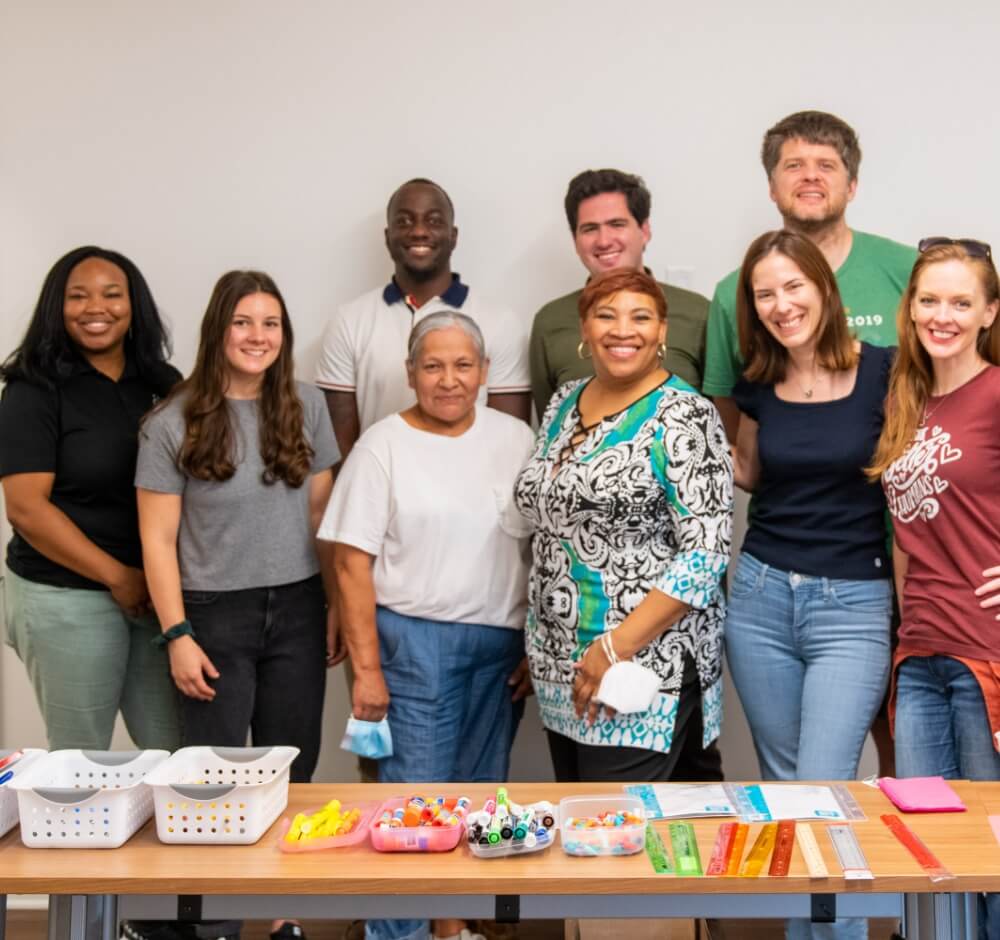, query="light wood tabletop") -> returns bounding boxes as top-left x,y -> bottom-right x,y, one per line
2,781 -> 1000,896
